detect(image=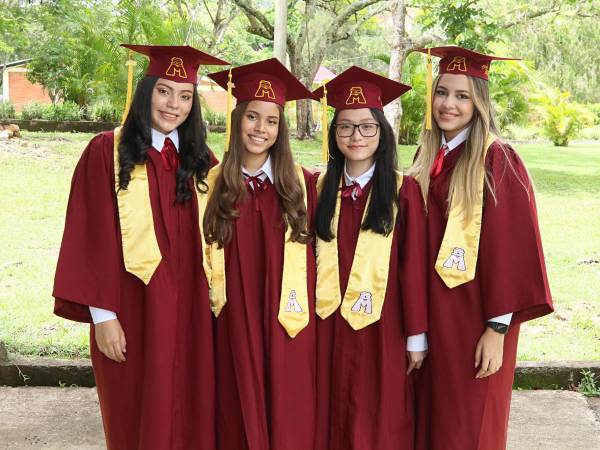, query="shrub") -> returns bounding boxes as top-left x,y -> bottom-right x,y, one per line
43,101 -> 82,121
532,90 -> 595,146
587,103 -> 600,125
21,102 -> 51,120
204,108 -> 226,127
90,99 -> 120,122
0,102 -> 16,119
